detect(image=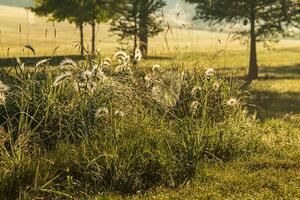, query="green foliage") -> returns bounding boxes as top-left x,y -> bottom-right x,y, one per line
0,54 -> 262,198
31,0 -> 113,55
282,0 -> 300,29
31,0 -> 110,25
184,0 -> 289,80
185,0 -> 286,40
110,0 -> 166,57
